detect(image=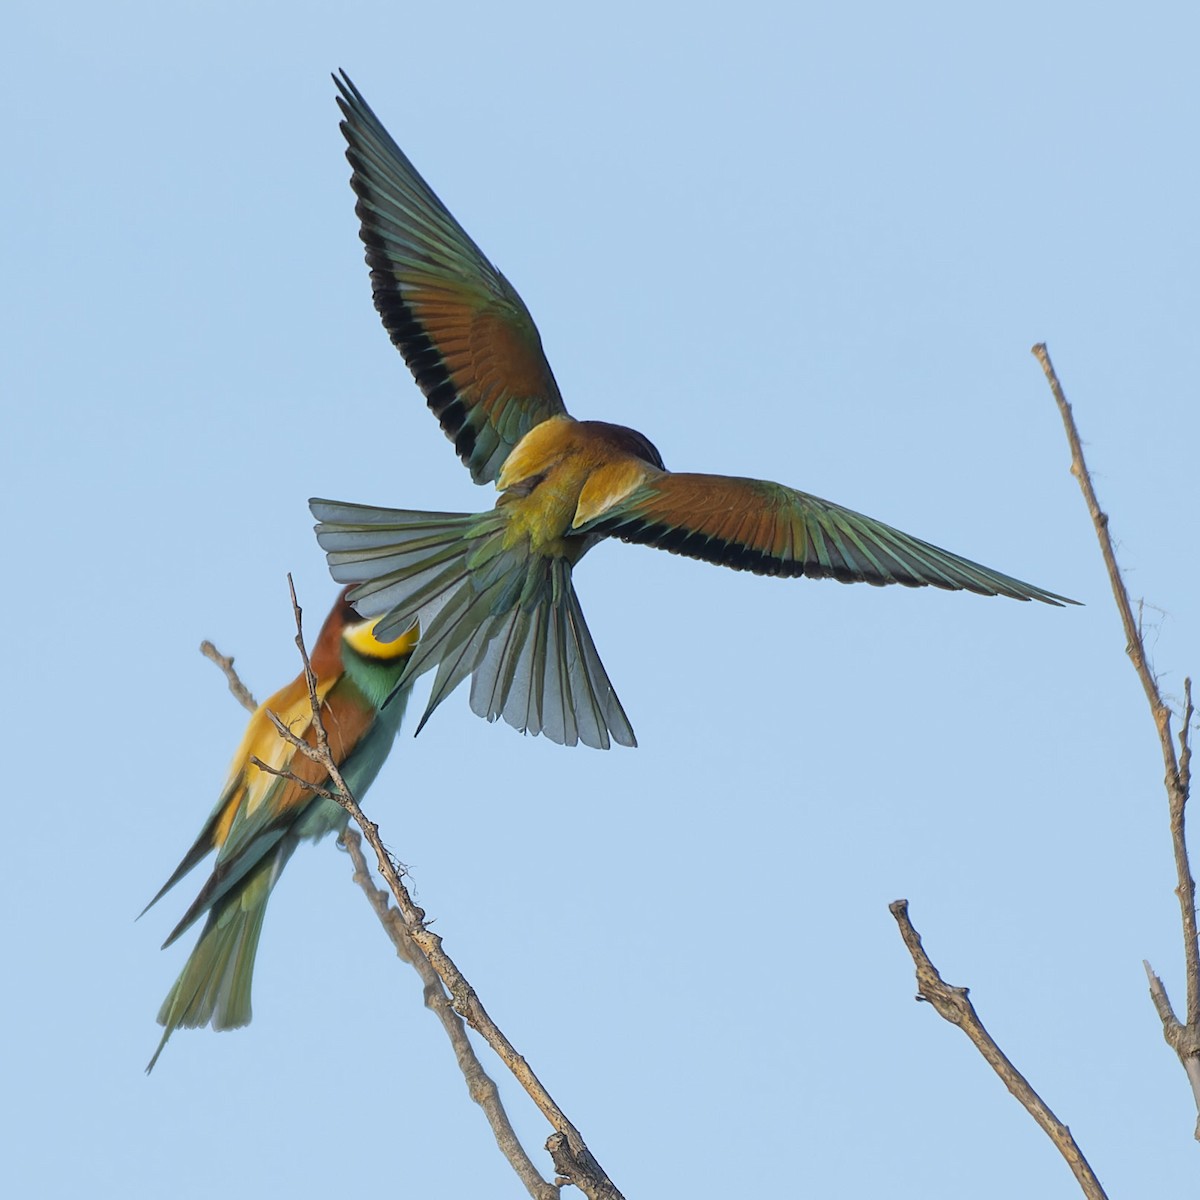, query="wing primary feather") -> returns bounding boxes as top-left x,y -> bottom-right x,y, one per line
578,476 -> 1075,603
332,73 -> 567,484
